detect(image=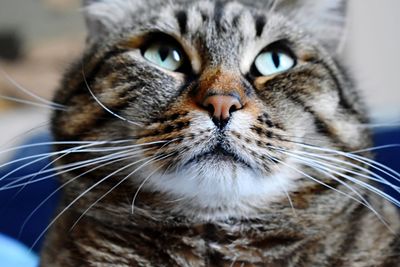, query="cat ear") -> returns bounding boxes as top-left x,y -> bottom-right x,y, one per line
275,0 -> 347,52
82,0 -> 140,42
